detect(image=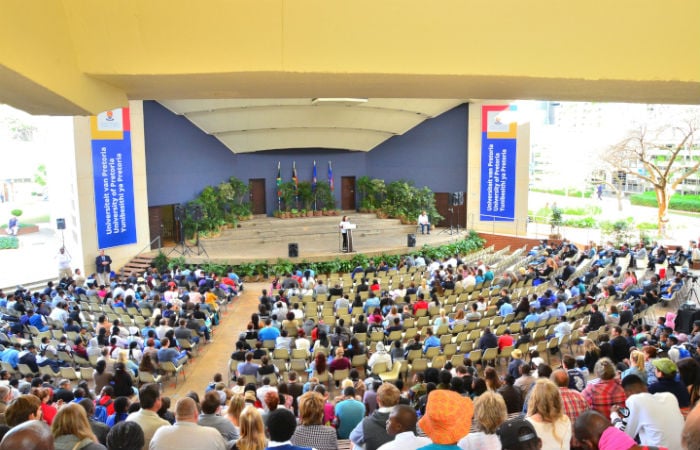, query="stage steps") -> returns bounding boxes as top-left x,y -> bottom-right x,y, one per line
118,255 -> 154,277
215,213 -> 417,245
